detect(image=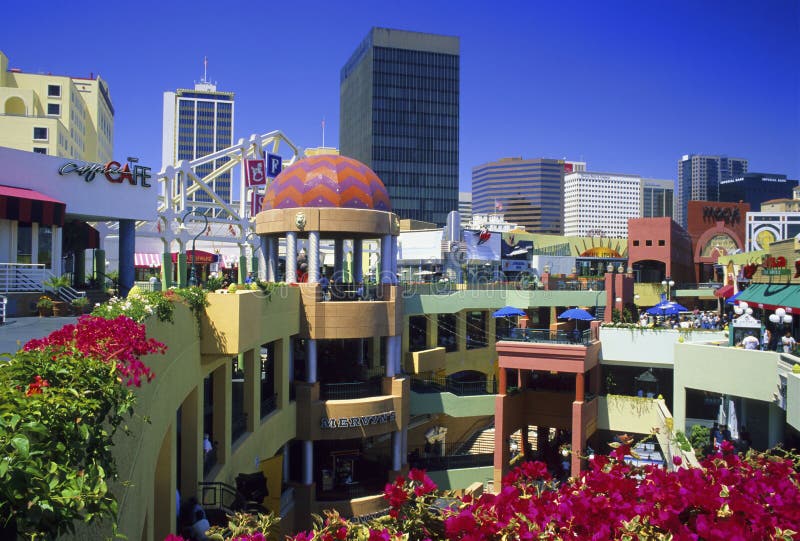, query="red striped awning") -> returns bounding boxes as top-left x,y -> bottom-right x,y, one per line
135,253 -> 162,268
0,185 -> 65,226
